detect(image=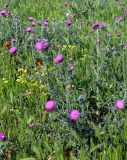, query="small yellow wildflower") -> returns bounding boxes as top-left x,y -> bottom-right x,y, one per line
18,68 -> 27,74
16,109 -> 19,112
81,54 -> 87,62
2,78 -> 9,84
62,45 -> 76,50
68,45 -> 76,49
63,45 -> 67,48
4,80 -> 9,84
34,67 -> 37,71
81,48 -> 87,53
16,77 -> 26,83
41,68 -> 47,77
